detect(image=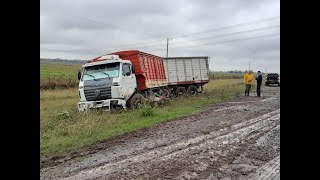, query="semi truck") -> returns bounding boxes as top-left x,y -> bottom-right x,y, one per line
77,50 -> 210,112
